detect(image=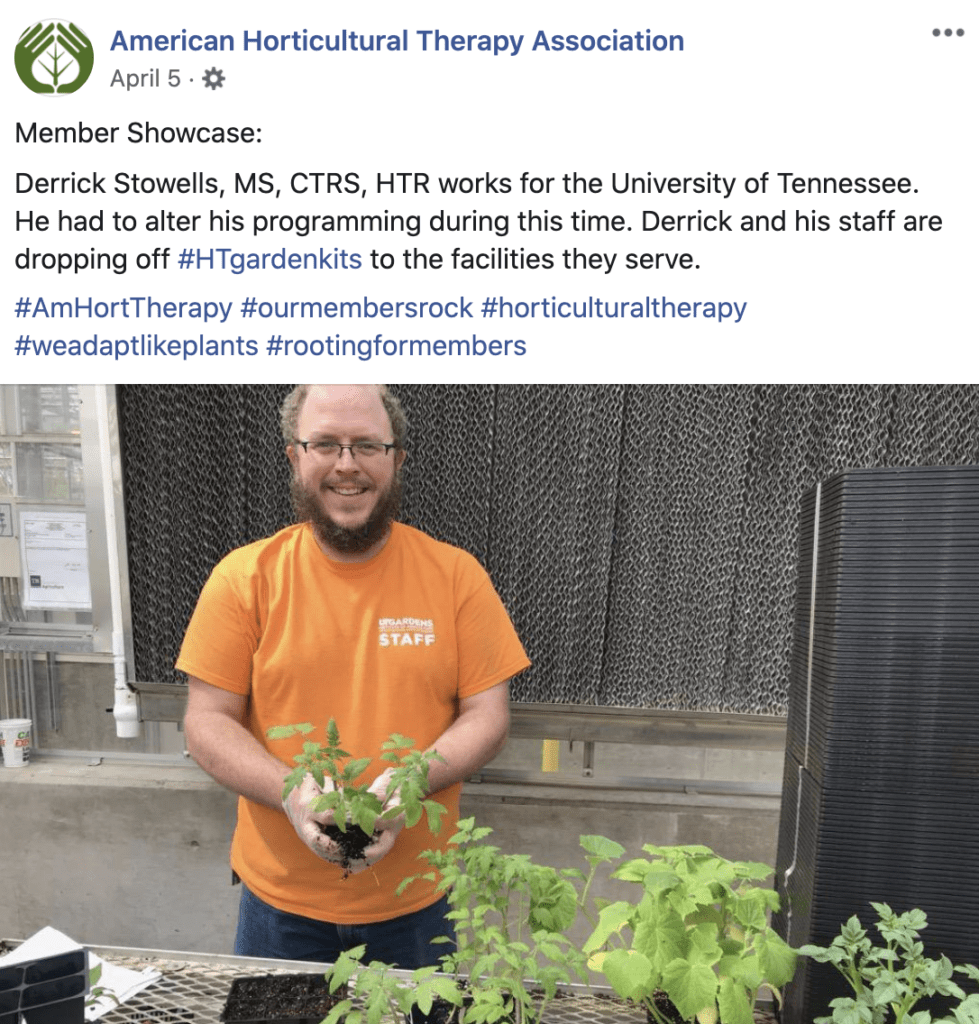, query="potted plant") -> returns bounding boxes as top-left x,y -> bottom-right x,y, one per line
322,944 -> 464,1024
798,902 -> 979,1024
267,718 -> 447,872
398,817 -> 589,1024
582,843 -> 797,1024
